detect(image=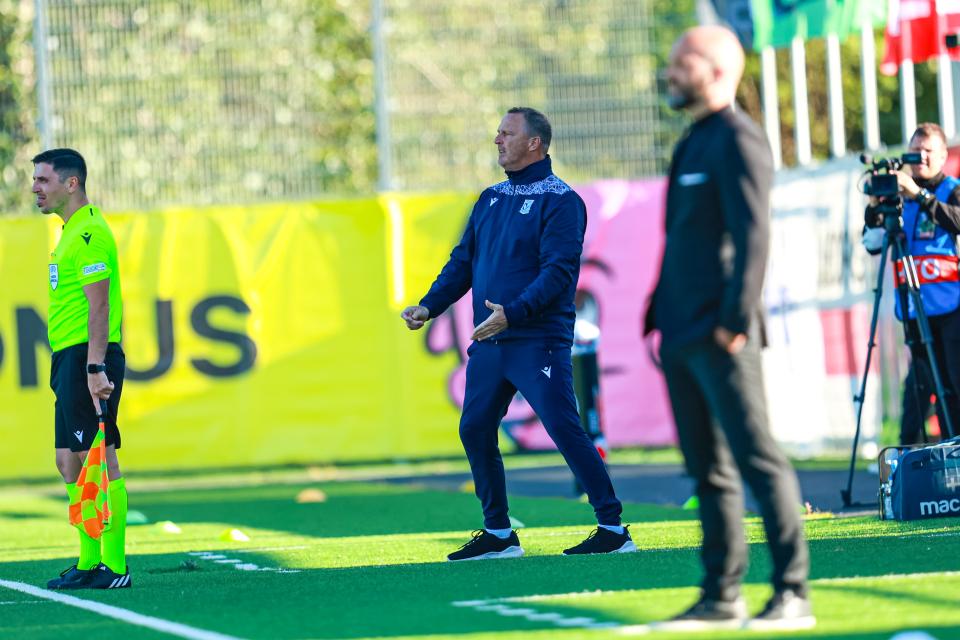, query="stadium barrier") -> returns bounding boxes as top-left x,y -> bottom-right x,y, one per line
0,163 -> 879,478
